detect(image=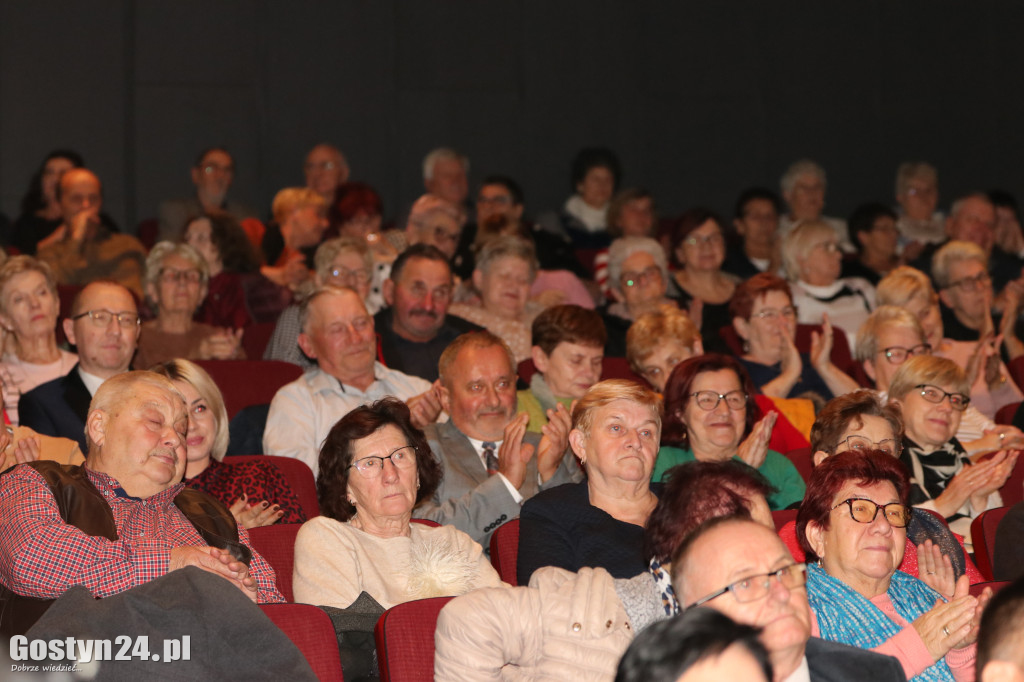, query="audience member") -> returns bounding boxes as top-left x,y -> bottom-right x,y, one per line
602,236 -> 678,356
182,211 -> 258,329
157,147 -> 257,242
261,187 -> 328,290
990,189 -> 1024,259
975,575 -> 1024,682
0,371 -> 284,636
592,187 -> 657,296
894,161 -> 945,258
778,159 -> 852,251
423,147 -> 470,210
933,240 -> 996,342
330,181 -> 397,264
304,143 -> 349,205
844,202 -> 902,285
626,305 -> 702,392
401,193 -> 463,259
540,146 -> 621,253
11,149 -> 90,255
724,187 -> 783,280
19,281 -> 140,451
